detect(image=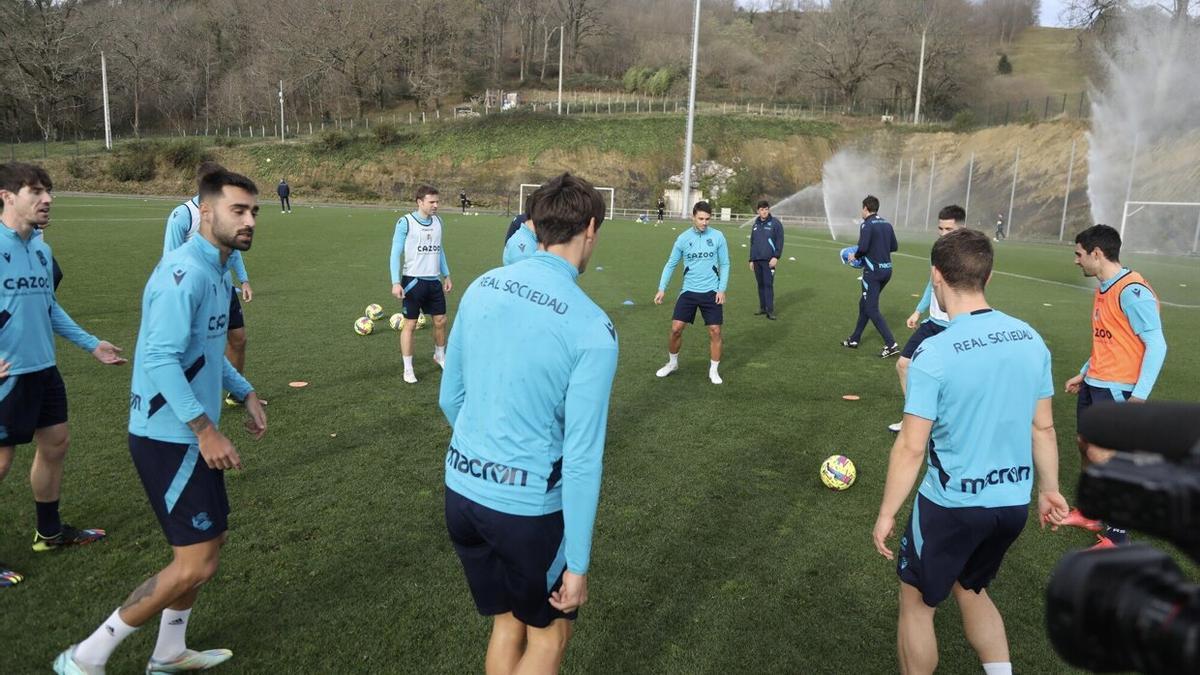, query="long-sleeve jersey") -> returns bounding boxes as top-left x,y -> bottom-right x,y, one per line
657,226 -> 731,294
129,236 -> 253,443
389,211 -> 450,284
749,215 -> 784,261
854,214 -> 898,272
0,225 -> 99,375
502,224 -> 537,266
915,278 -> 950,326
164,196 -> 249,284
440,252 -> 618,575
